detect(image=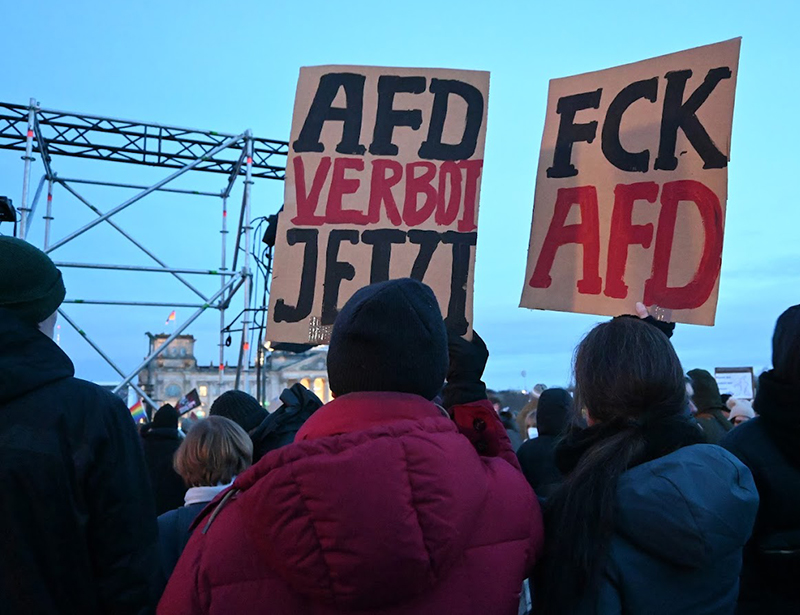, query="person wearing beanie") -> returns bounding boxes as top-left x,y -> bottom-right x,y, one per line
727,398 -> 755,426
516,388 -> 574,498
141,404 -> 187,515
159,278 -> 544,615
211,388 -> 320,463
723,305 -> 800,614
210,390 -> 268,433
687,368 -> 734,444
0,236 -> 159,614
